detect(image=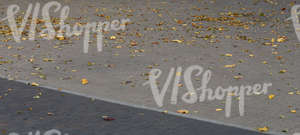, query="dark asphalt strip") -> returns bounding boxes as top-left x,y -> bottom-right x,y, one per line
0,78 -> 269,135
